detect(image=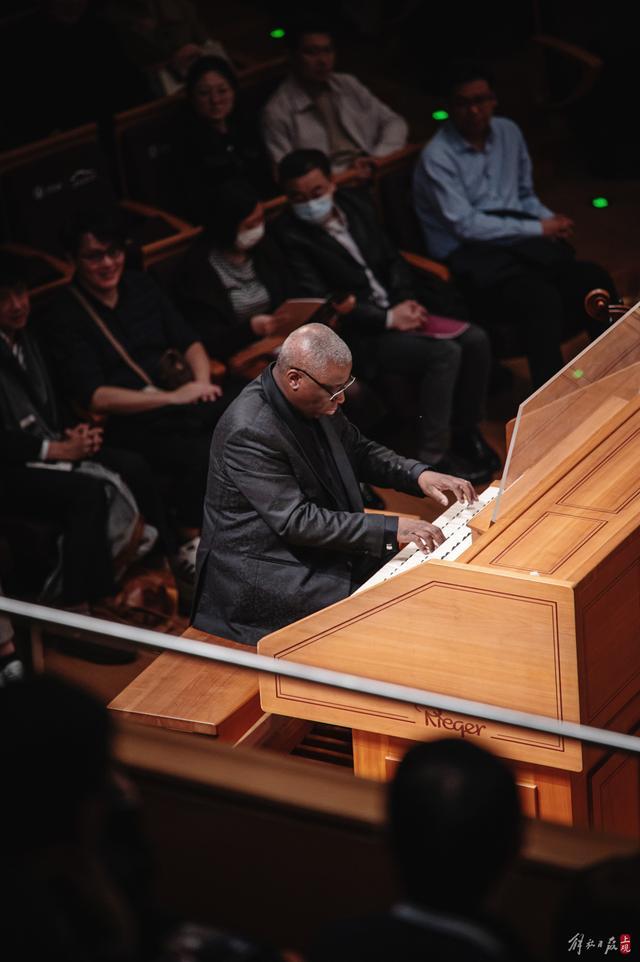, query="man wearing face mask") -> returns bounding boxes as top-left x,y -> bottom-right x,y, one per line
178,182 -> 295,362
274,149 -> 499,483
